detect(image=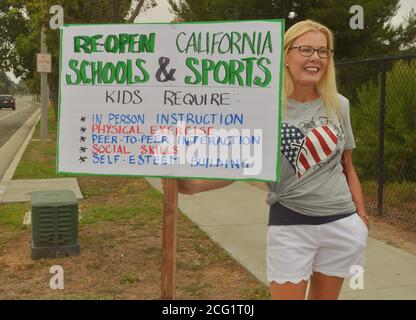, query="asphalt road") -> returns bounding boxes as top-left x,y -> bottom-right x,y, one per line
0,96 -> 40,148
